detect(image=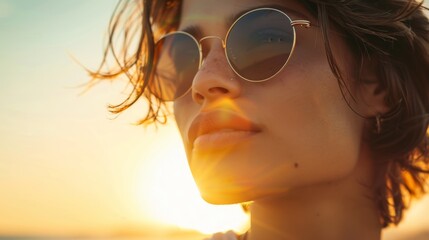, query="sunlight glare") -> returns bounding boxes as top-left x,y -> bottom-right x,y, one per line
136,124 -> 249,234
